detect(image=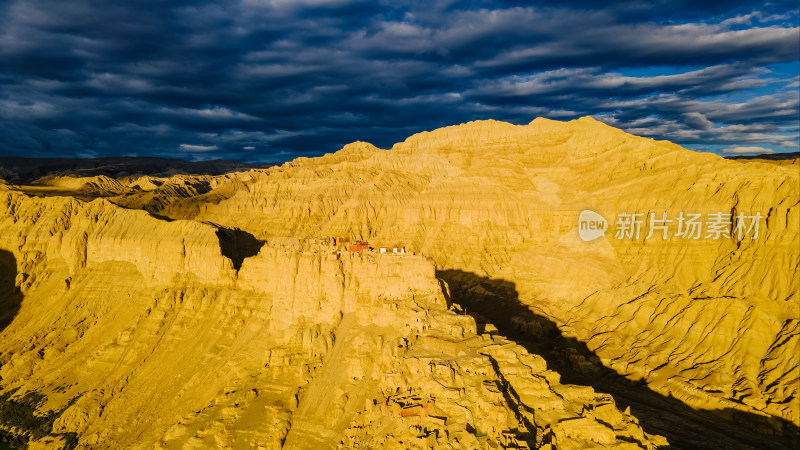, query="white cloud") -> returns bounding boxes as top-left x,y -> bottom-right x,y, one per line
160,106 -> 262,121
179,144 -> 219,152
720,146 -> 774,154
683,112 -> 714,131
